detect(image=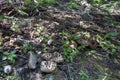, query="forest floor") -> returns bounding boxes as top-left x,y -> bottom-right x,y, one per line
0,0 -> 120,80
